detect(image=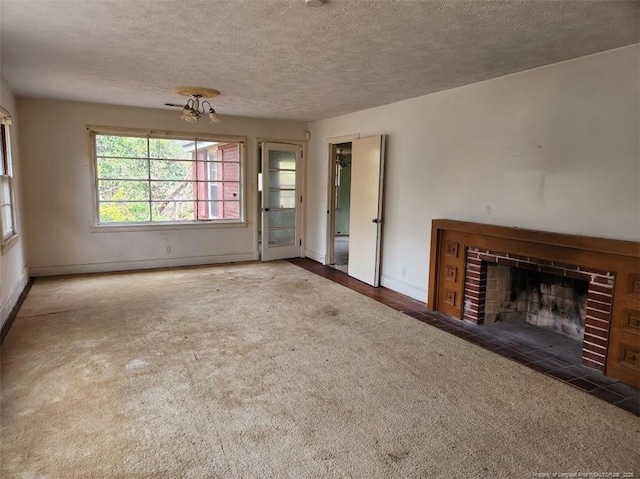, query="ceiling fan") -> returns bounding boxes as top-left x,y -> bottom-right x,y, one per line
165,86 -> 221,123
